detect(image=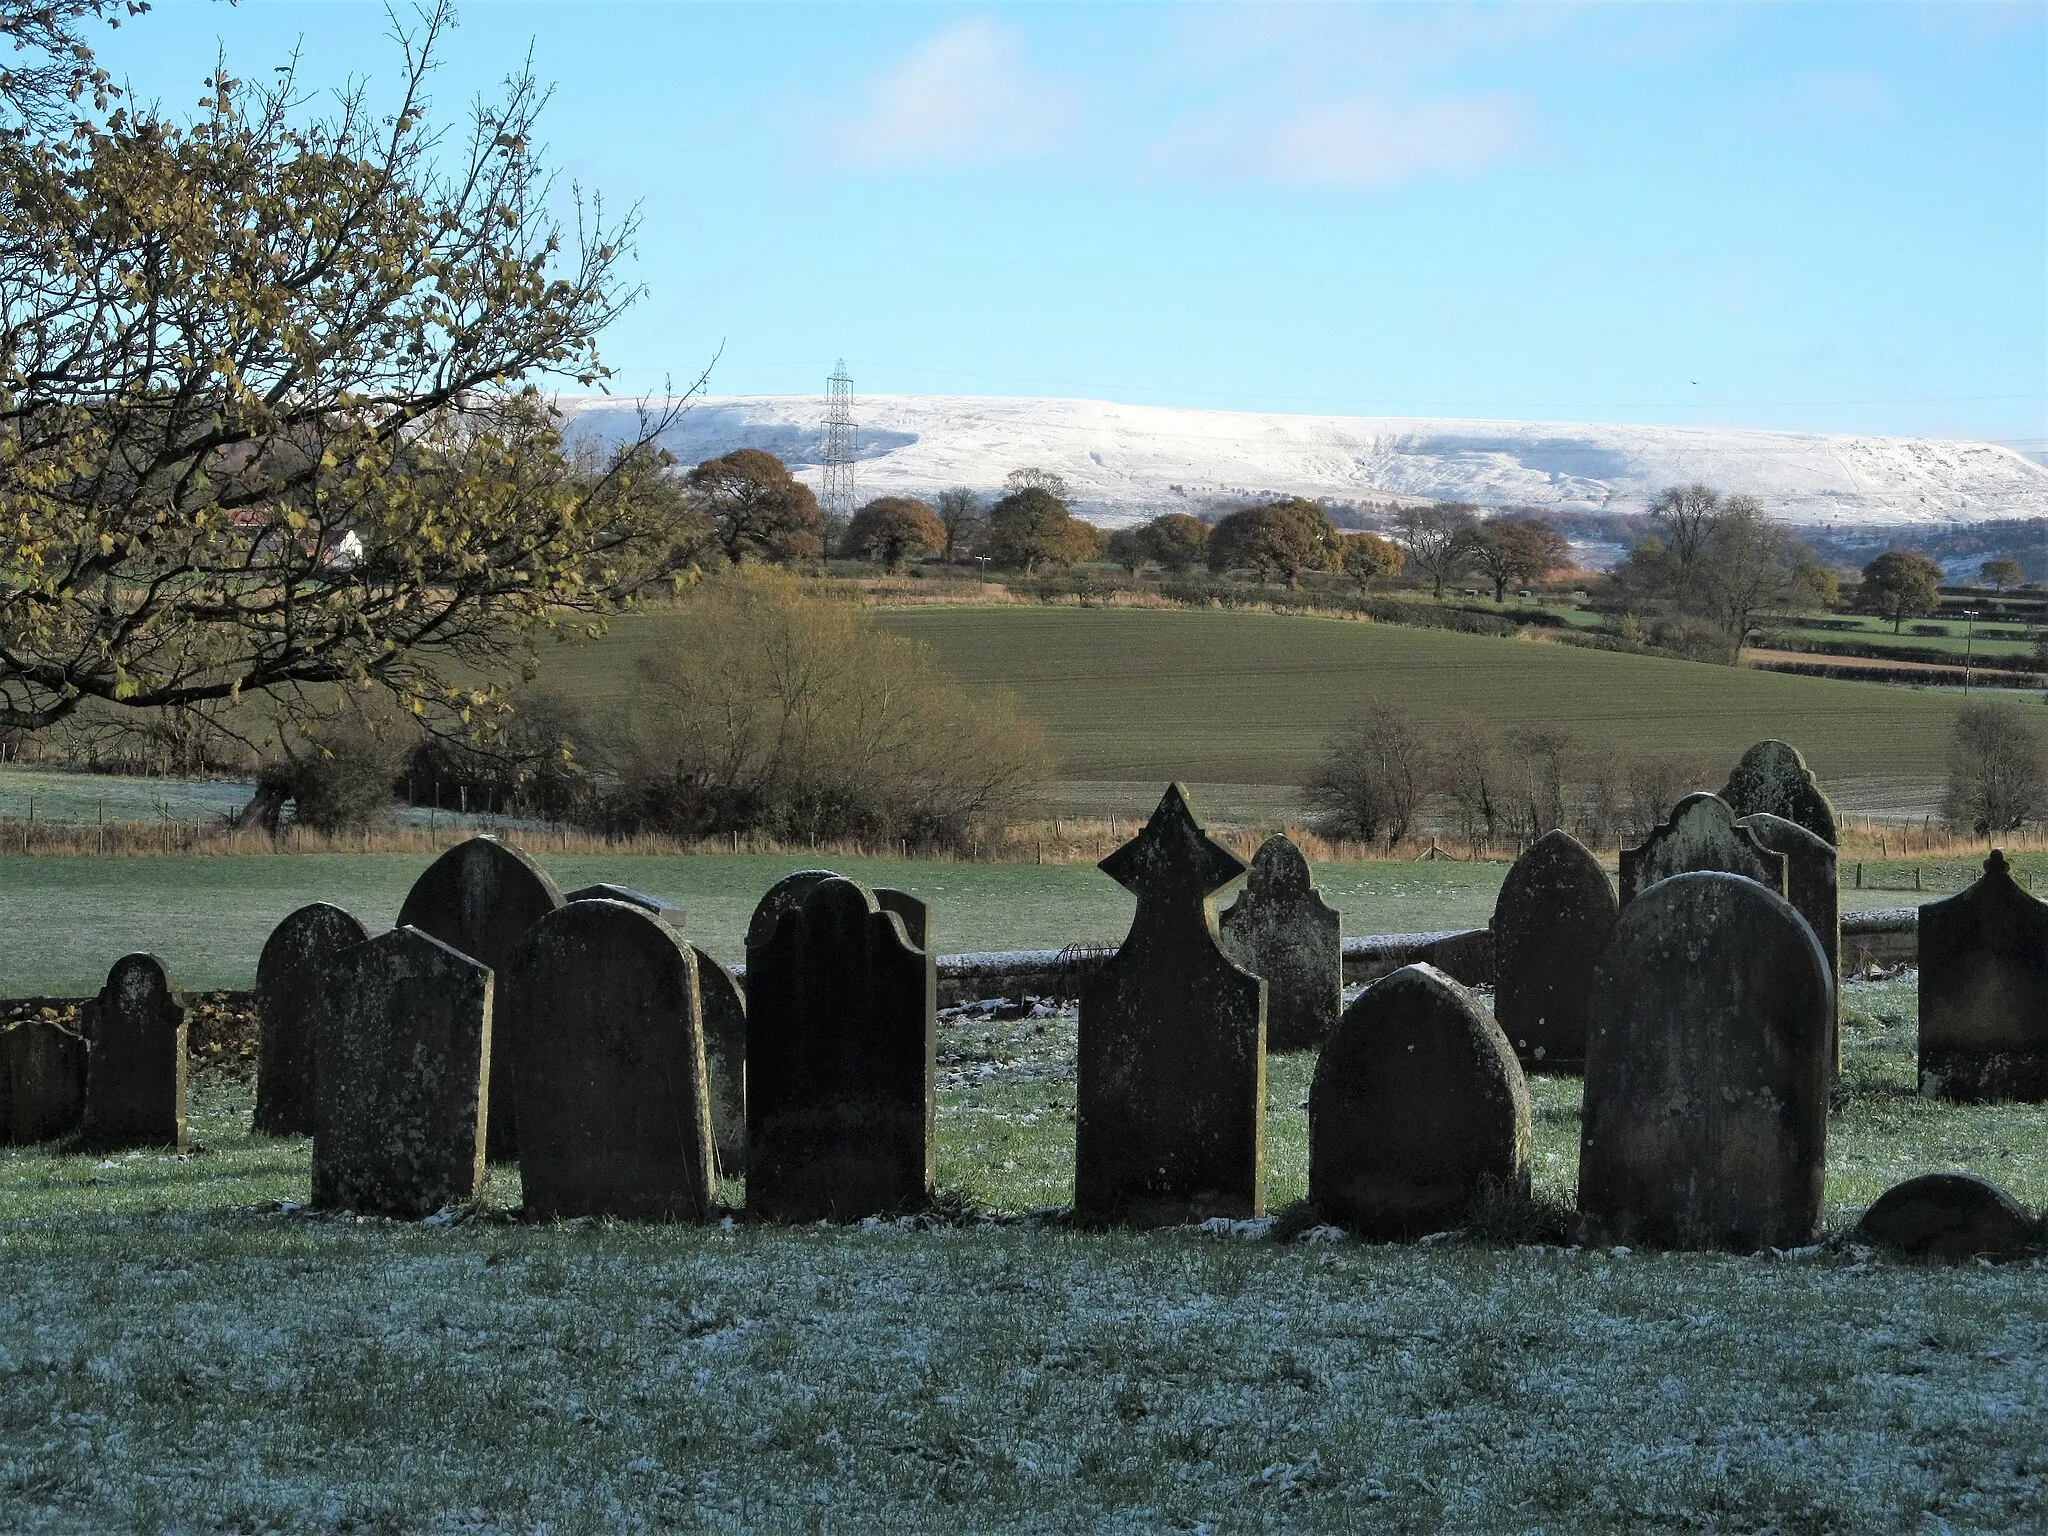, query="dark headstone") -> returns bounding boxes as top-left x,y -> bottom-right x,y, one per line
505,901 -> 717,1221
1619,792 -> 1786,906
1580,872 -> 1832,1250
395,835 -> 564,1160
79,954 -> 187,1150
1739,811 -> 1842,1070
1918,850 -> 2048,1101
747,877 -> 935,1221
565,884 -> 684,928
254,902 -> 369,1137
744,870 -> 843,956
1309,964 -> 1531,1238
1721,739 -> 1837,846
1075,784 -> 1265,1226
1219,834 -> 1342,1052
1857,1172 -> 2040,1261
311,927 -> 492,1218
5,1019 -> 88,1142
693,945 -> 748,1177
875,889 -> 928,952
1491,829 -> 1617,1071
